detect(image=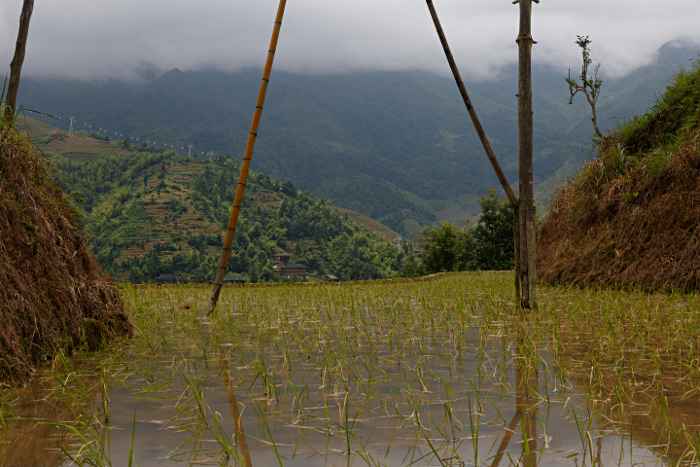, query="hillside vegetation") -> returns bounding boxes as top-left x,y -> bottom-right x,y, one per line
29,123 -> 405,283
538,59 -> 700,291
18,42 -> 697,234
